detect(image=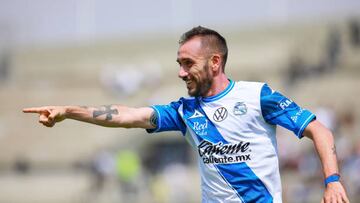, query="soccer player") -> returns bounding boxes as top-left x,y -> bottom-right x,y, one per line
23,26 -> 349,203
